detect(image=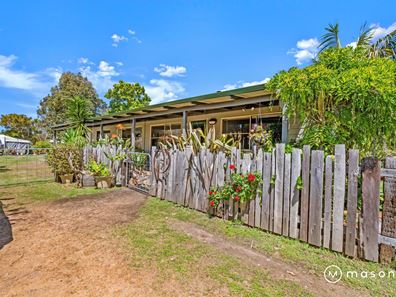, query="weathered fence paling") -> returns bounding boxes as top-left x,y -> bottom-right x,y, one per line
151,144 -> 396,263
